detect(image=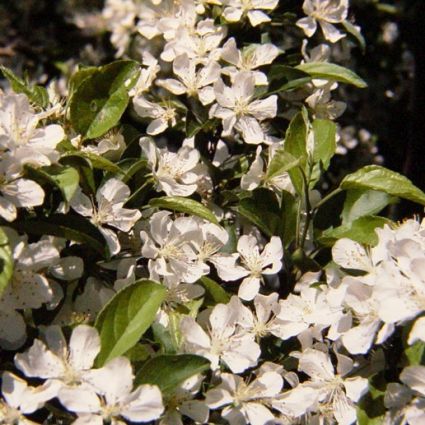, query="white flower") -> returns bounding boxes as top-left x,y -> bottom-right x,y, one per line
297,0 -> 348,43
210,71 -> 277,144
82,128 -> 126,161
0,230 -> 60,350
140,211 -> 208,284
133,97 -> 177,135
223,0 -> 279,27
221,38 -> 281,85
206,371 -> 283,425
0,93 -> 64,169
213,235 -> 283,301
70,178 -> 141,255
157,54 -> 221,105
14,325 -> 100,398
180,301 -> 260,373
0,372 -> 59,425
295,348 -> 368,425
129,51 -> 160,97
60,357 -> 164,424
140,137 -> 202,197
